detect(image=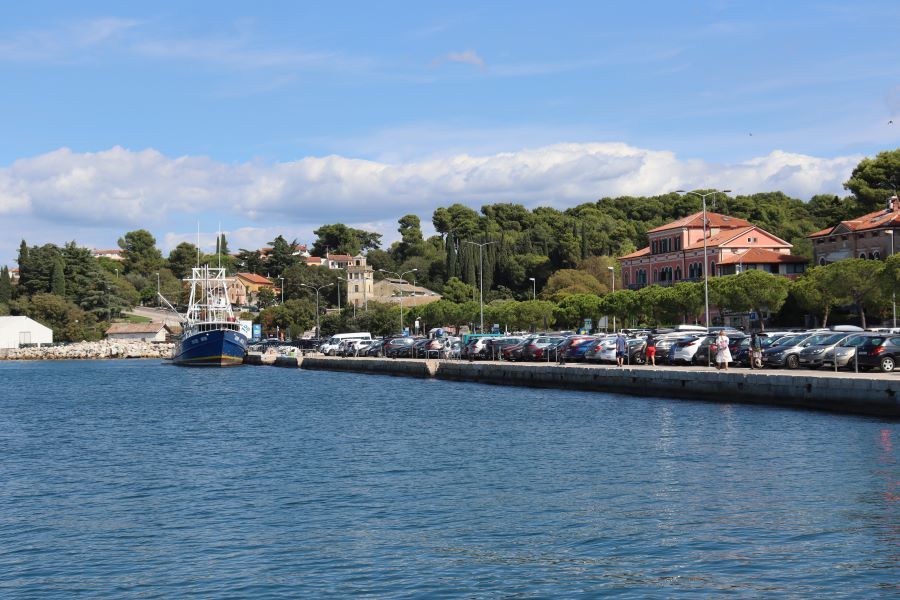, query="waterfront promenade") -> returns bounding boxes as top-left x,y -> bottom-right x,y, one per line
248,354 -> 900,418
